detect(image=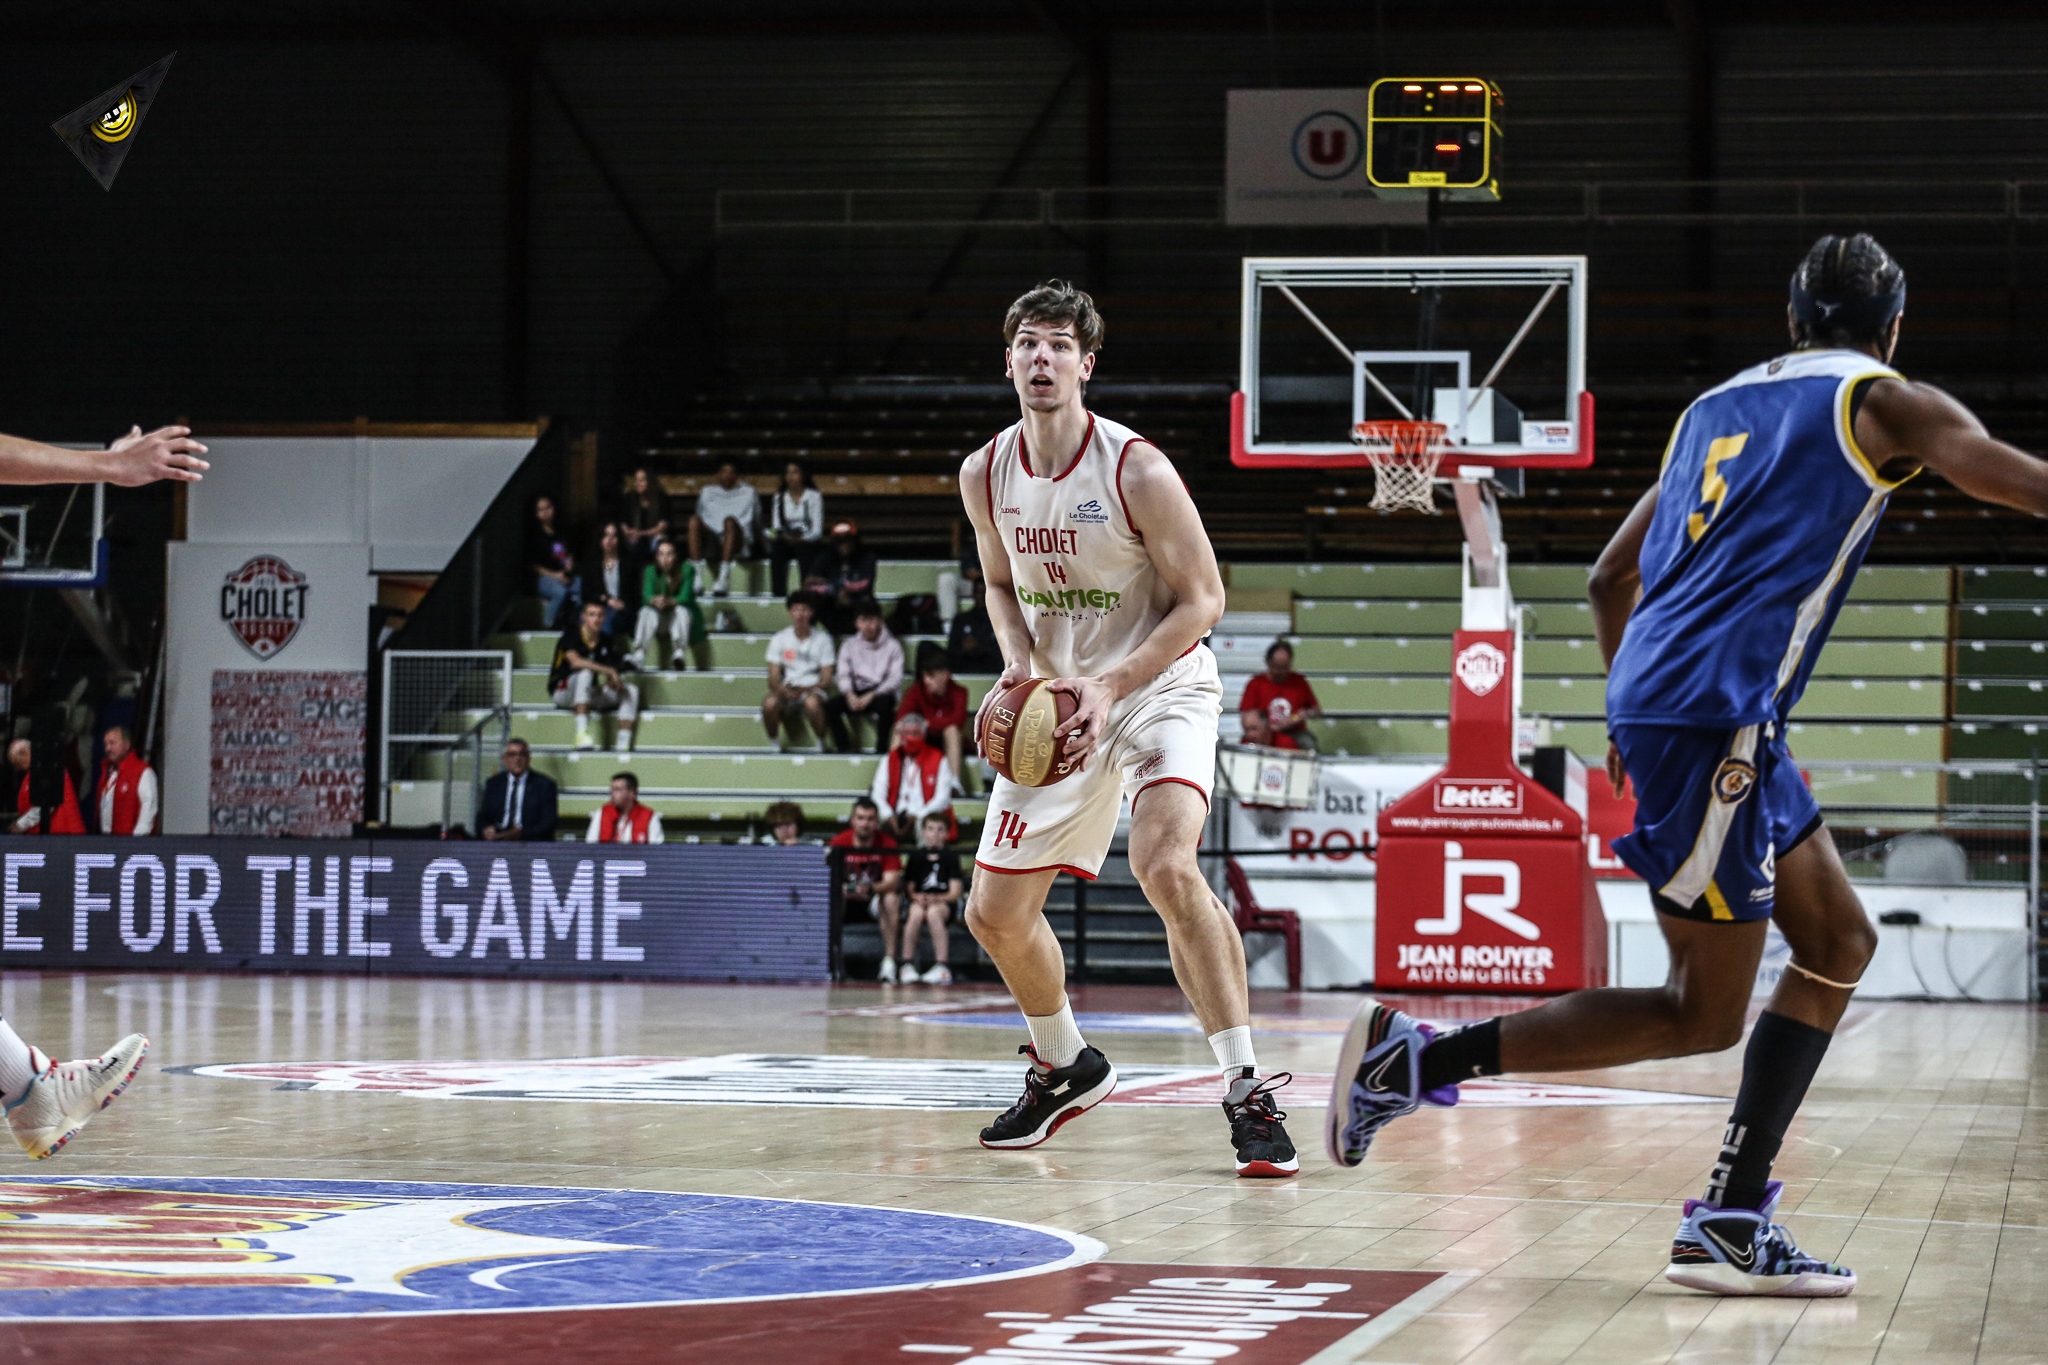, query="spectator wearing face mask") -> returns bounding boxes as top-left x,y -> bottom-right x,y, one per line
870,712 -> 958,845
